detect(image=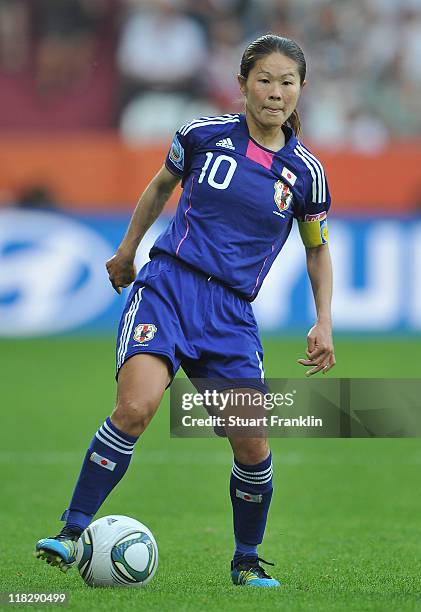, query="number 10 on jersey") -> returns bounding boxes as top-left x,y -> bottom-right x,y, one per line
198,153 -> 237,190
